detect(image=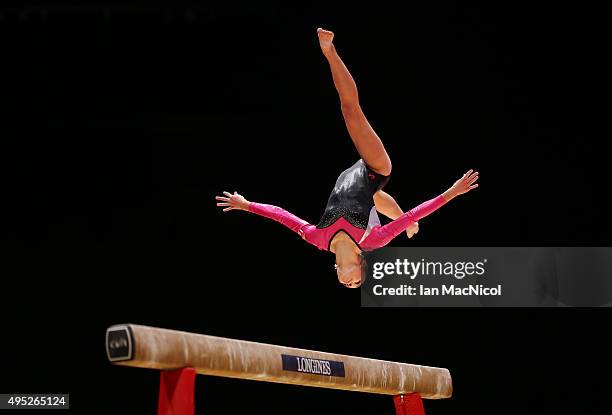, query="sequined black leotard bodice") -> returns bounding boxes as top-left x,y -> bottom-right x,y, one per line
316,159 -> 390,229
